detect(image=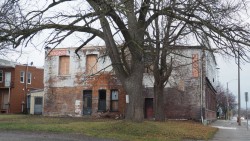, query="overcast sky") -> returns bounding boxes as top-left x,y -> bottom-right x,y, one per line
216,54 -> 250,109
